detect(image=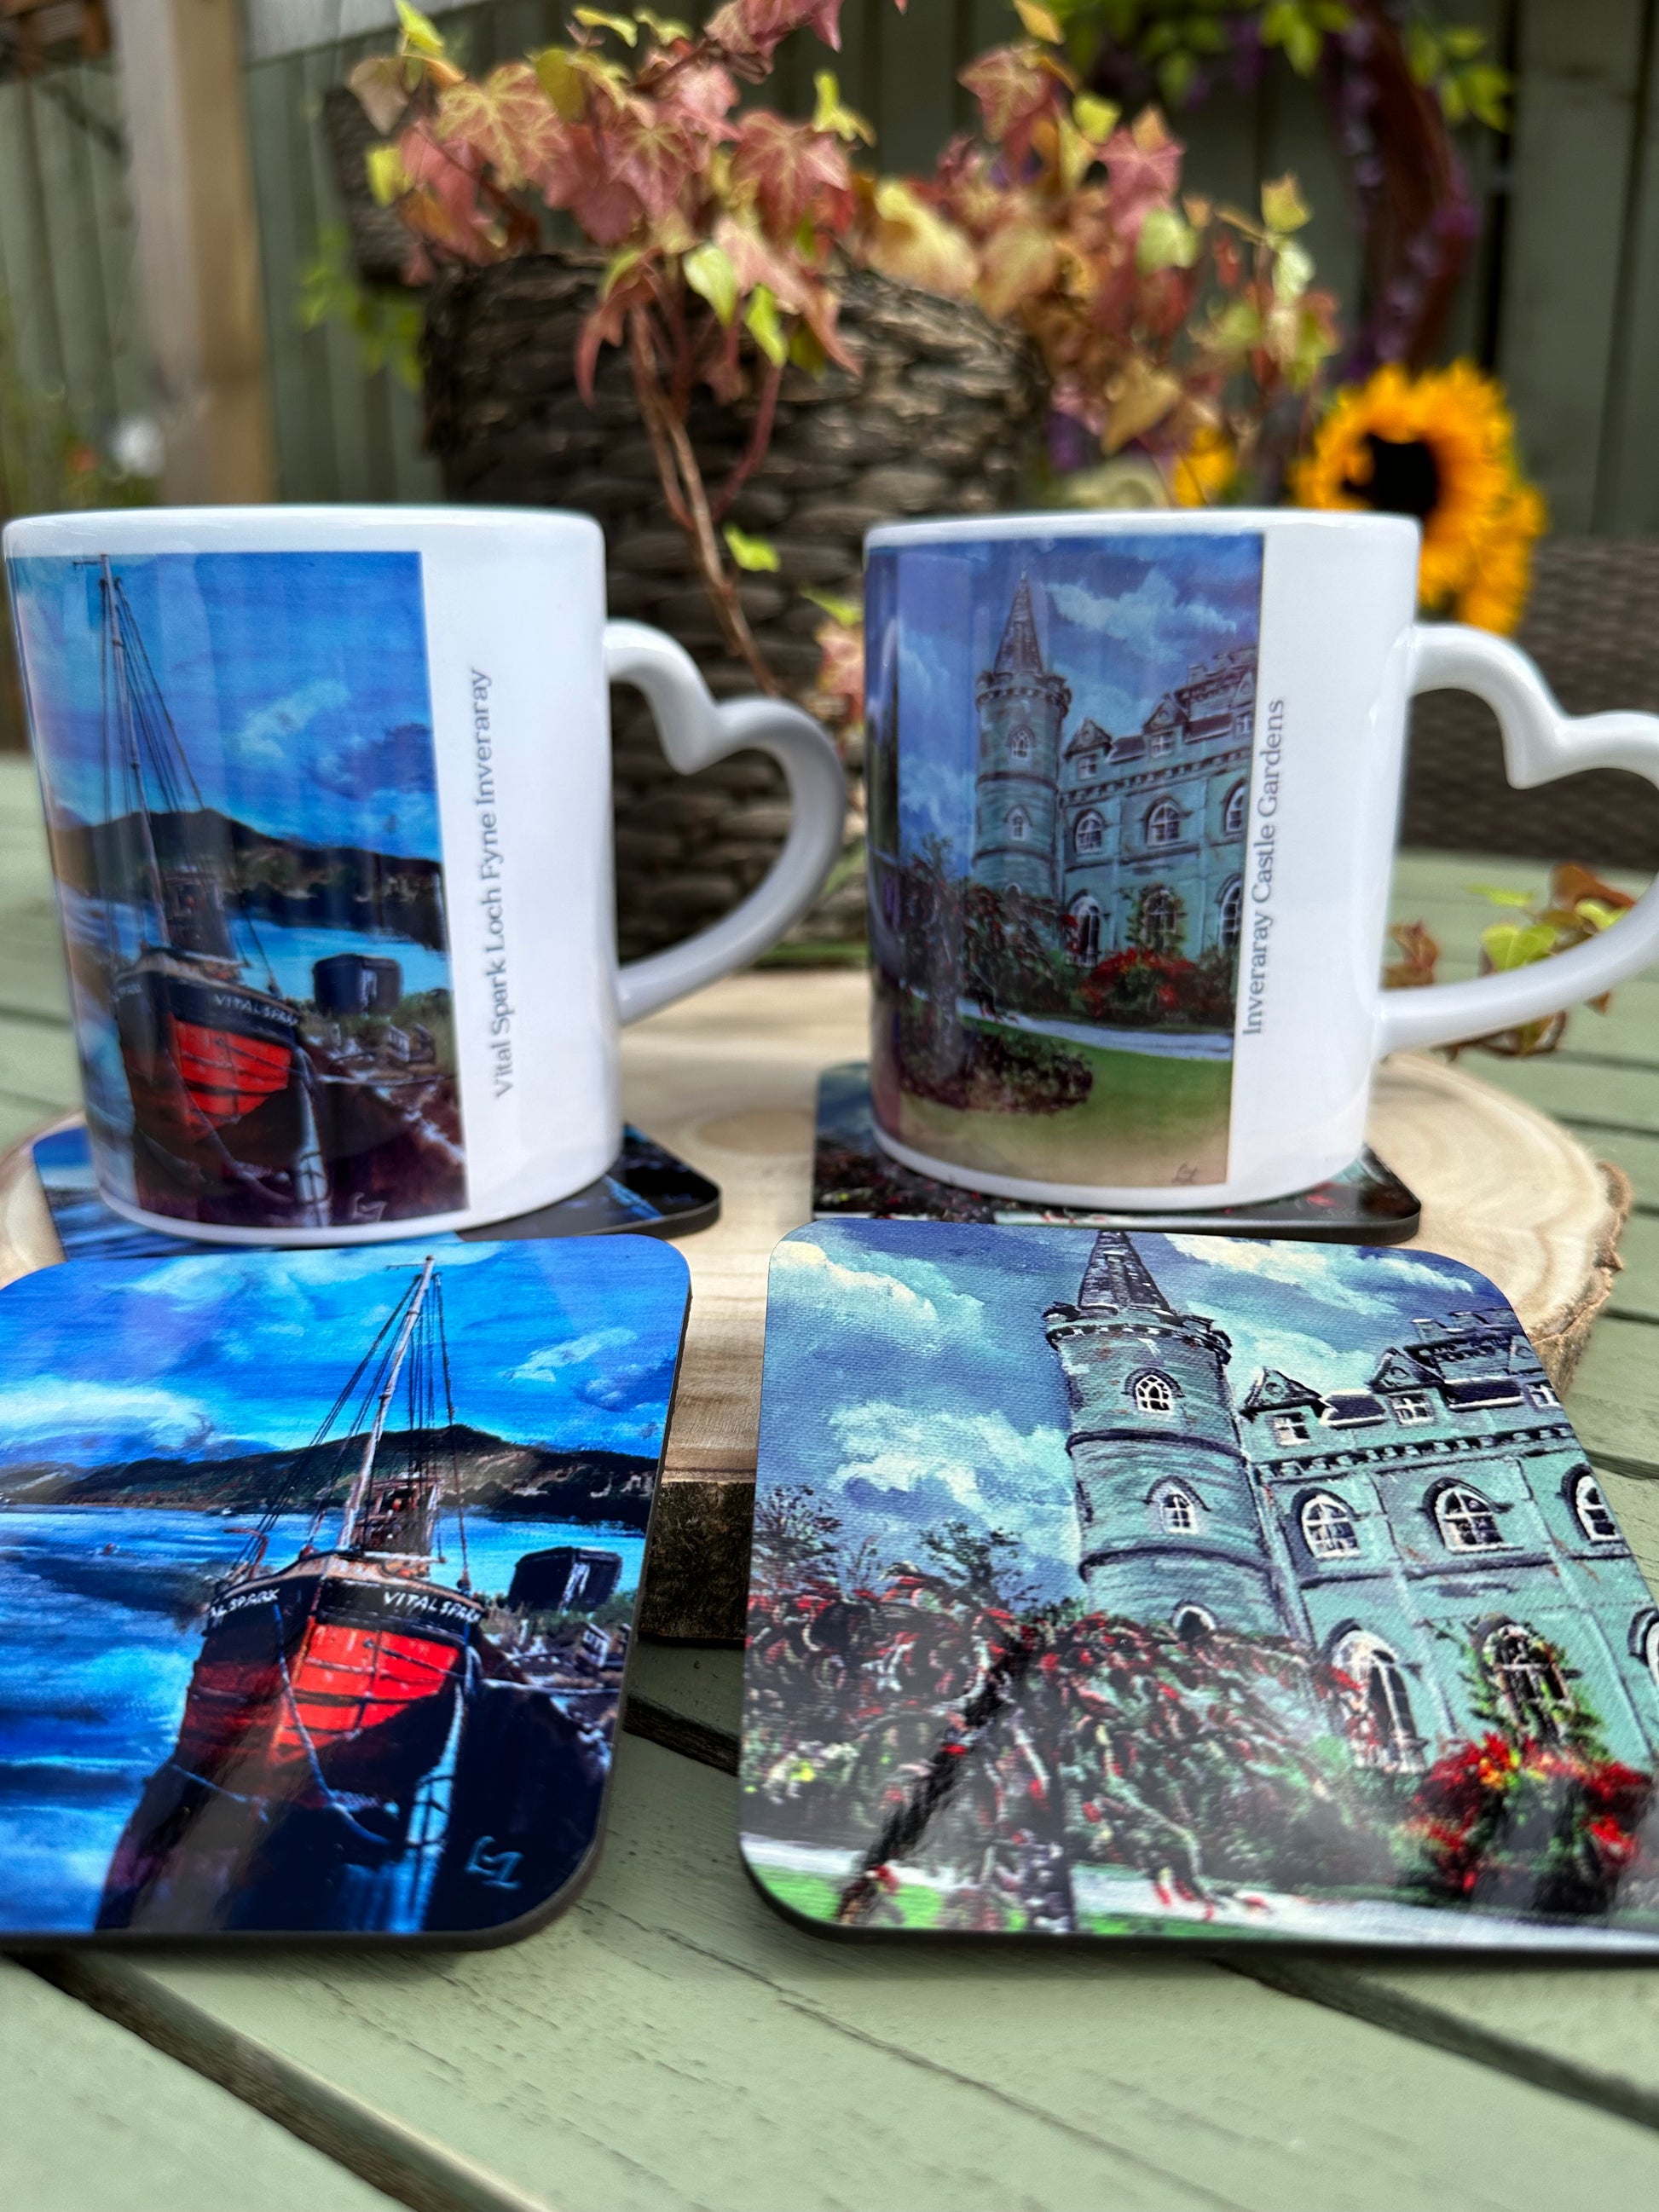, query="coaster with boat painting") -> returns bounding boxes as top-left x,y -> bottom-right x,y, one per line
0,1233 -> 689,1943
